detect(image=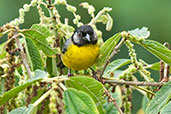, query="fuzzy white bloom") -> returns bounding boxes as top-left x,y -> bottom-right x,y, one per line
75,15 -> 81,20
80,2 -> 89,9
104,7 -> 112,12
31,0 -> 38,6
73,18 -> 78,24
19,8 -> 25,16
88,5 -> 95,17
77,22 -> 83,27
66,5 -> 76,13
23,4 -> 30,11
13,19 -> 20,26
55,0 -> 67,5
